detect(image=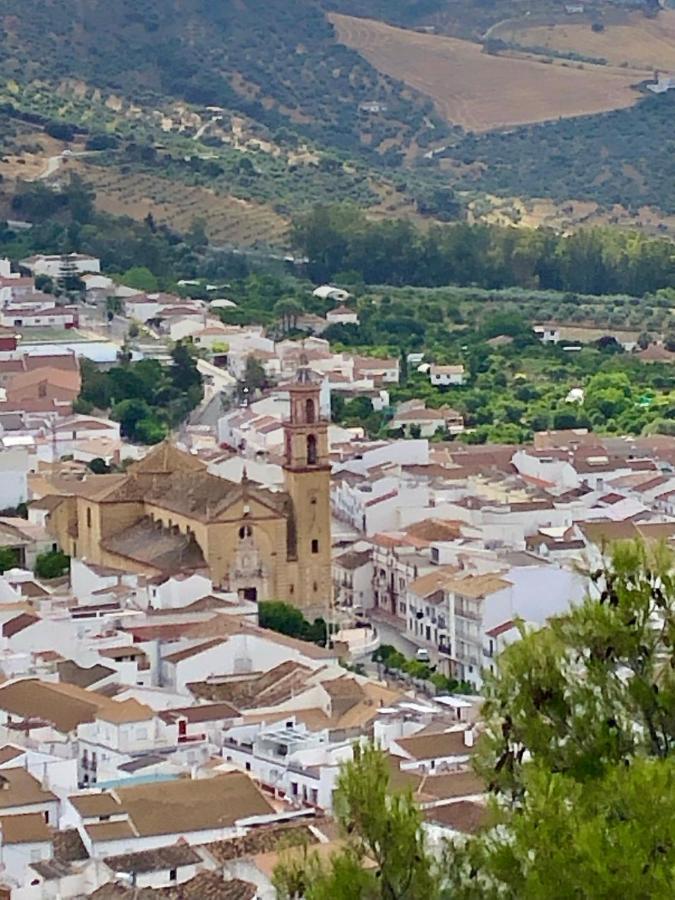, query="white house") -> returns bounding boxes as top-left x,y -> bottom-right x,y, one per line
429,364 -> 465,387
20,254 -> 101,279
312,286 -> 351,303
325,306 -> 359,326
332,548 -> 373,610
222,718 -> 352,811
0,447 -> 30,508
533,324 -> 560,344
0,812 -> 53,887
66,772 -> 277,857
